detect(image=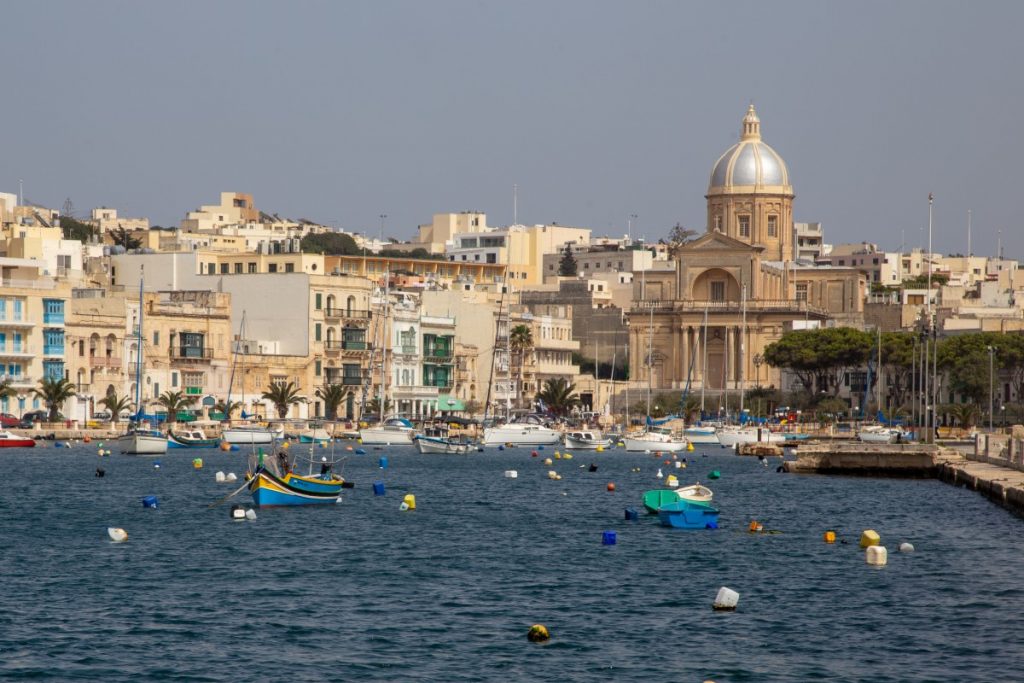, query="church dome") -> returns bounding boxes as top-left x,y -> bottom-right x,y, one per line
708,105 -> 790,190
